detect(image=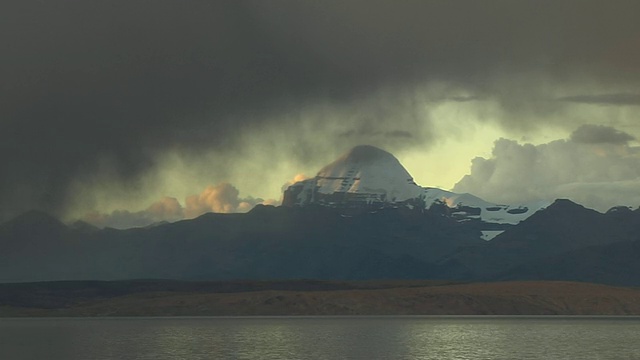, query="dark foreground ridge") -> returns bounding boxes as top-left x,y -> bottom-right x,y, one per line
2,280 -> 640,317
4,200 -> 640,285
